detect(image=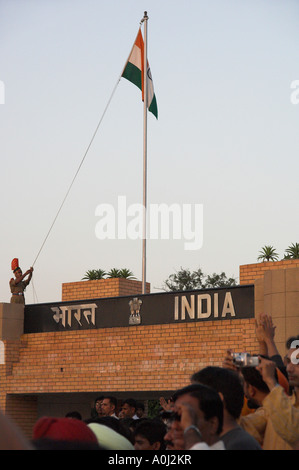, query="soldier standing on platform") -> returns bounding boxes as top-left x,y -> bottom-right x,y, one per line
9,258 -> 33,305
